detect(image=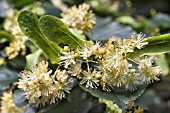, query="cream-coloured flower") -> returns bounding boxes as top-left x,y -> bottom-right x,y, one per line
100,74 -> 114,92
68,61 -> 82,77
138,56 -> 161,82
79,44 -> 93,60
99,99 -> 122,113
61,3 -> 96,32
4,9 -> 27,59
59,51 -> 76,68
18,61 -> 54,107
0,57 -> 6,66
131,33 -> 148,49
0,91 -> 25,113
51,0 -> 68,11
126,100 -> 144,113
90,42 -> 101,53
5,38 -> 26,59
18,61 -> 73,107
54,70 -> 72,99
125,74 -> 139,90
53,81 -> 71,100
55,32 -> 160,92
31,2 -> 45,16
80,69 -> 99,88
118,38 -> 134,54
